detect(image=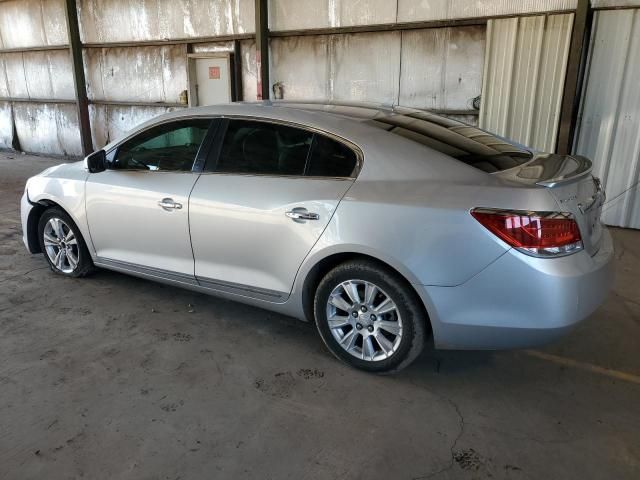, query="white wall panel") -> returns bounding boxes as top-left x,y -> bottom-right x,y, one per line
0,102 -> 14,149
331,32 -> 401,104
269,0 -> 331,30
240,39 -> 258,101
399,26 -> 485,111
270,36 -> 330,100
78,0 -> 254,43
575,9 -> 640,229
13,103 -> 82,156
479,14 -> 574,152
0,0 -> 68,48
89,104 -> 177,149
0,51 -> 74,100
84,45 -> 188,103
270,0 -> 396,31
339,0 -> 397,27
3,53 -> 31,98
269,31 -> 404,105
